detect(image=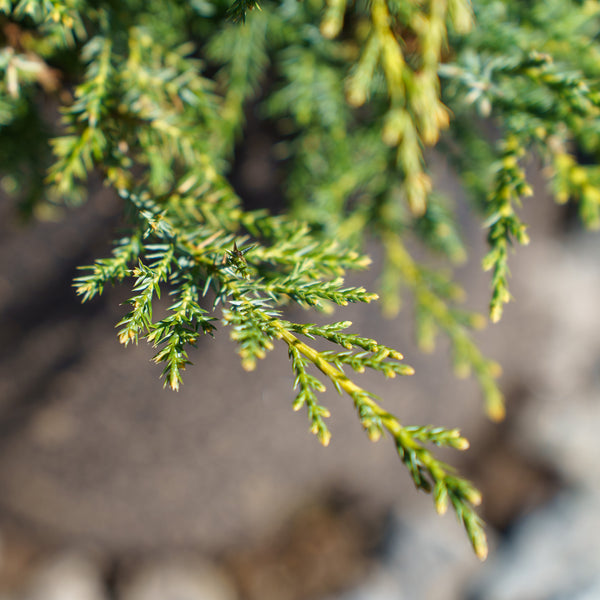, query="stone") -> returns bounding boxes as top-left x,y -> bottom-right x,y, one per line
118,558 -> 237,600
